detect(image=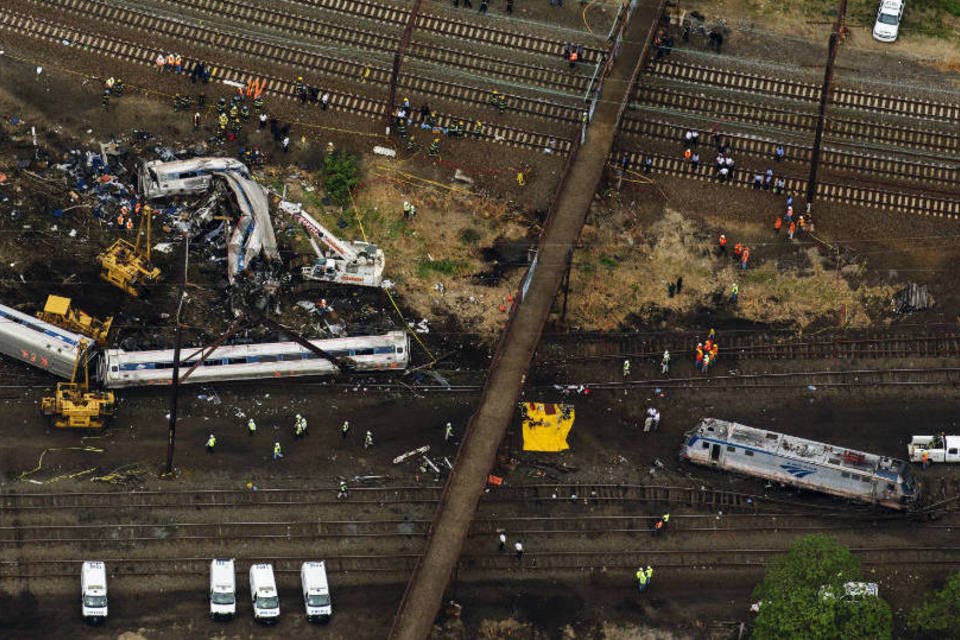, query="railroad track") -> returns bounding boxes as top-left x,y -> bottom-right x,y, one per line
537,332 -> 960,363
7,545 -> 960,580
646,58 -> 960,124
1,512 -> 931,547
625,85 -> 960,158
142,0 -> 593,95
591,366 -> 960,391
619,149 -> 960,218
0,483 -> 848,513
24,0 -> 581,126
285,0 -> 607,62
0,8 -> 572,154
625,118 -> 960,188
